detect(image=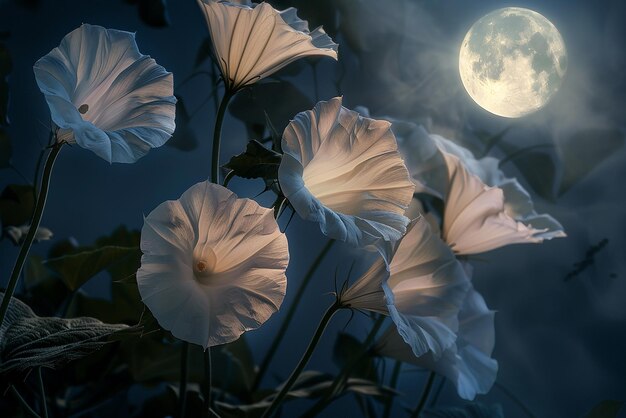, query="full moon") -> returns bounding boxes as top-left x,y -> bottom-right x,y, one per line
459,8 -> 567,118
